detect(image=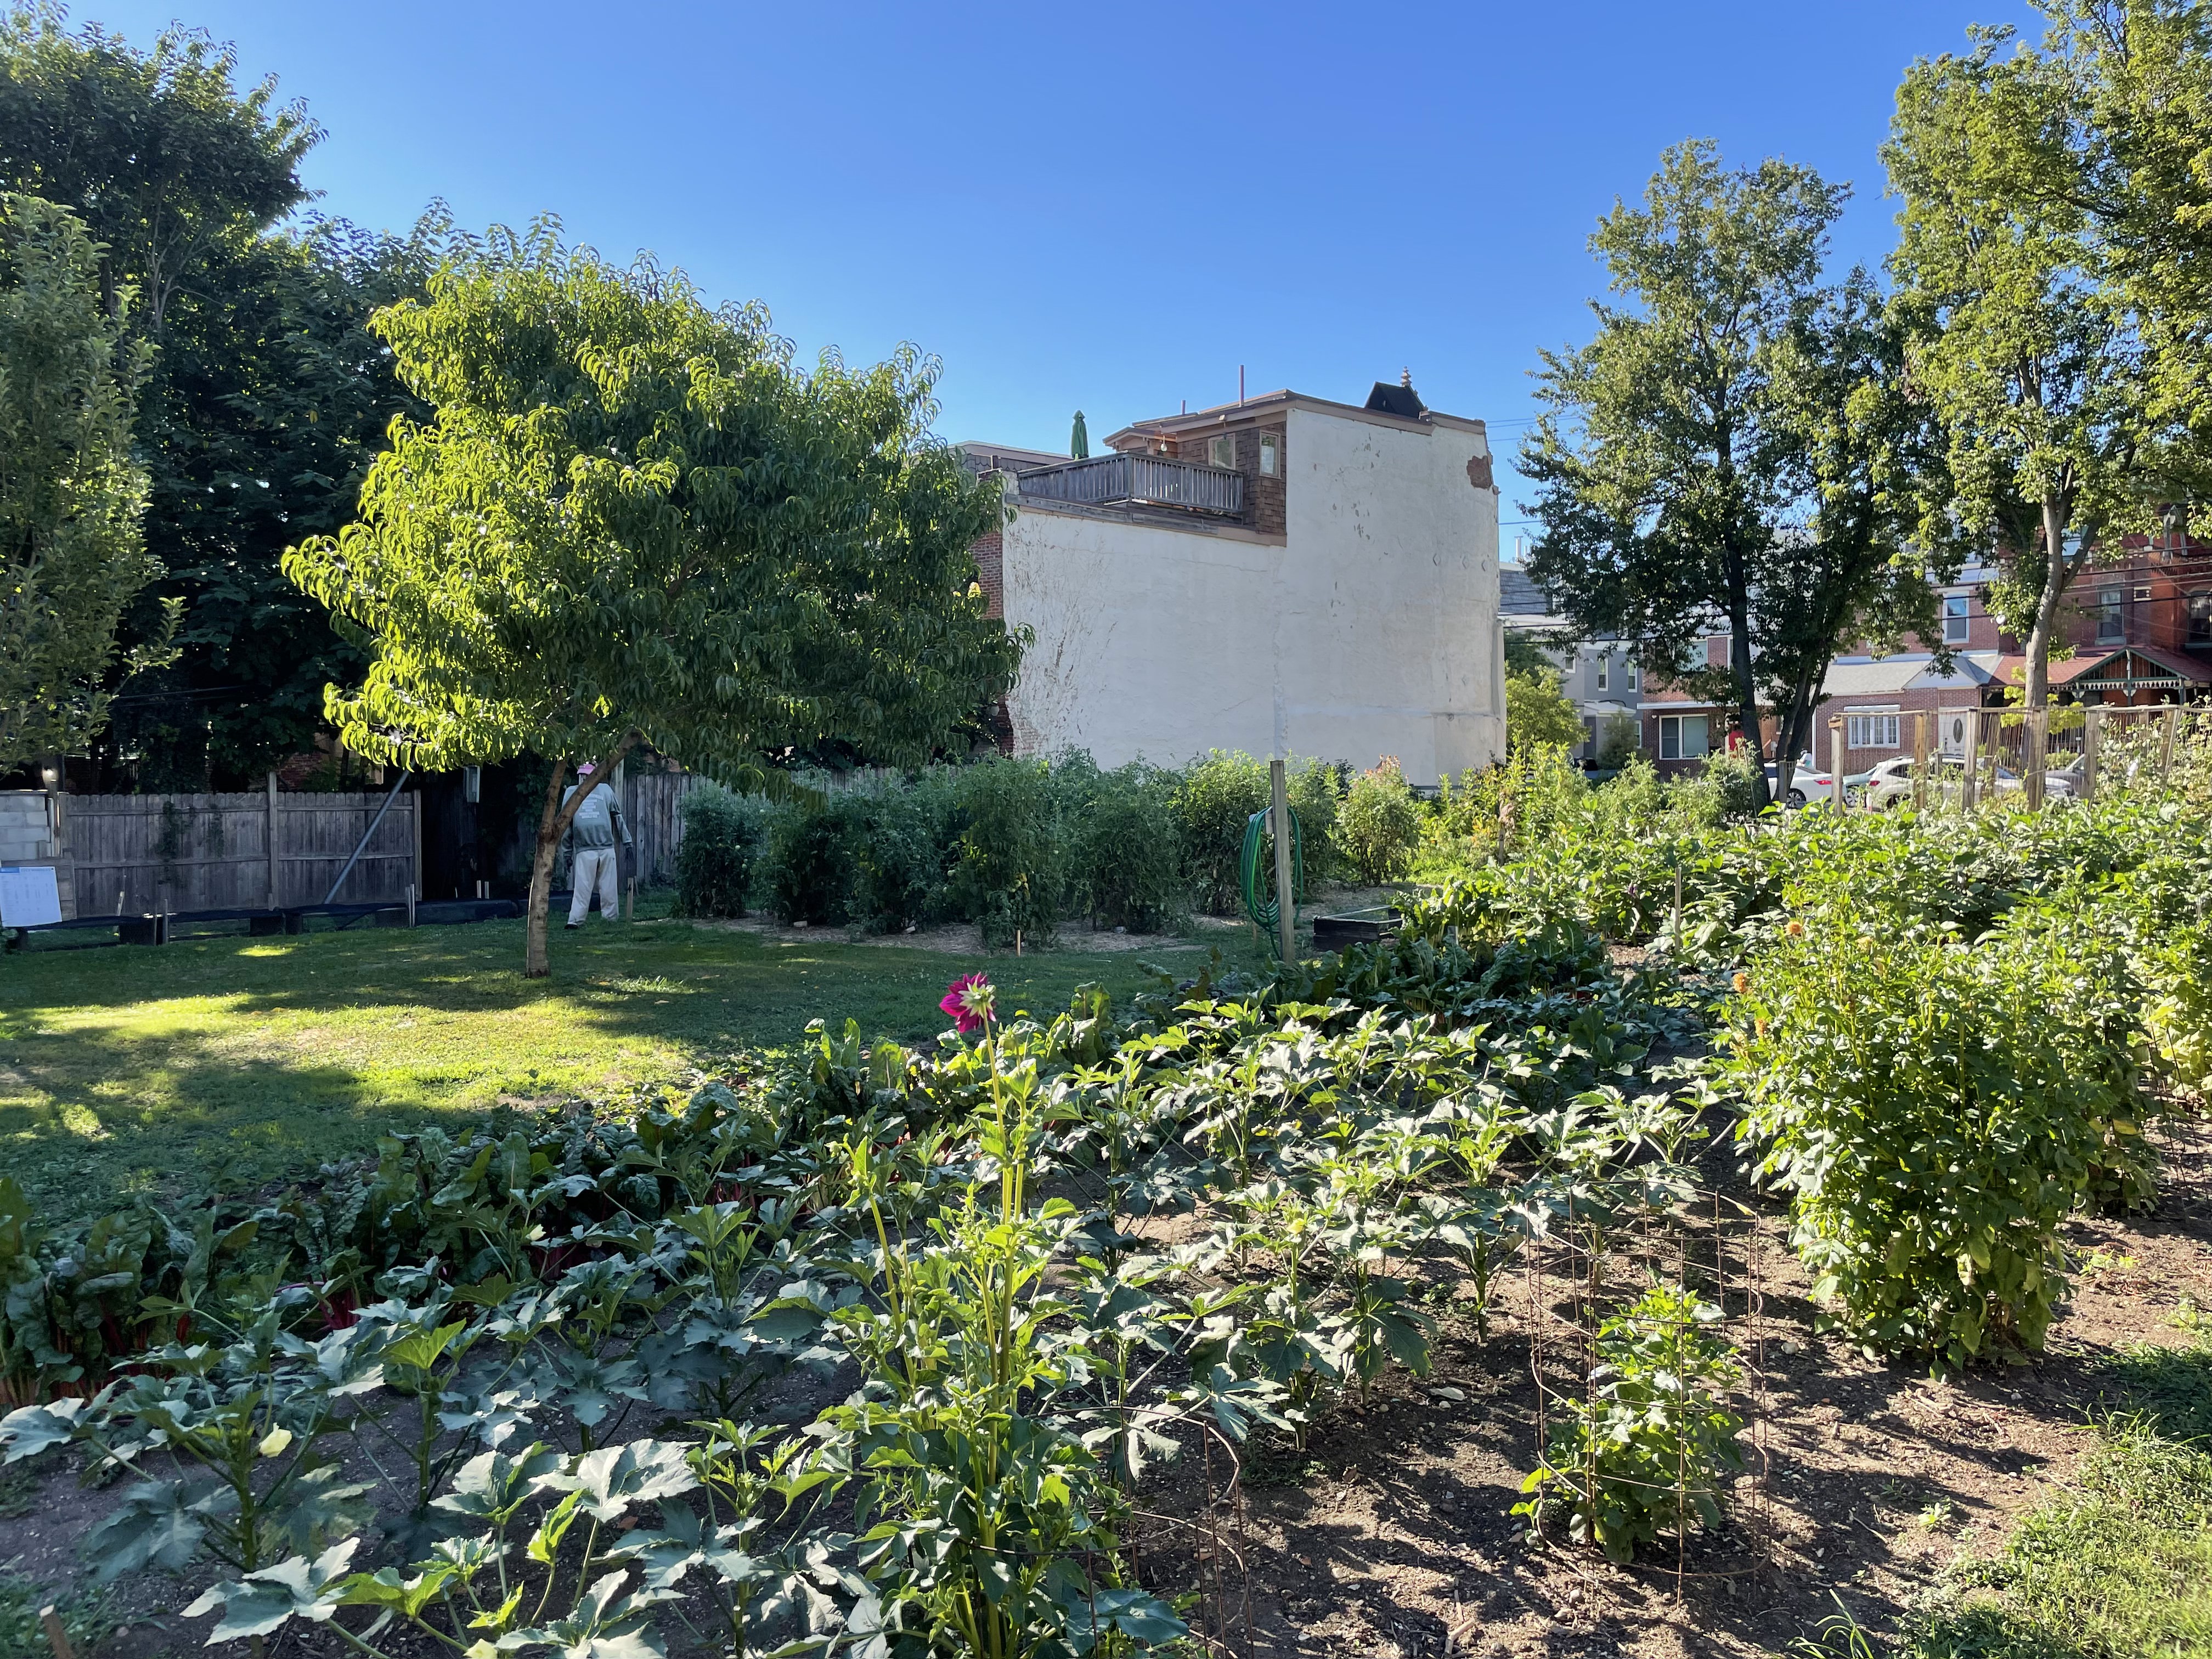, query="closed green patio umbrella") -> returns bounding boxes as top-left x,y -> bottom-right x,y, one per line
1070,410 -> 1089,460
